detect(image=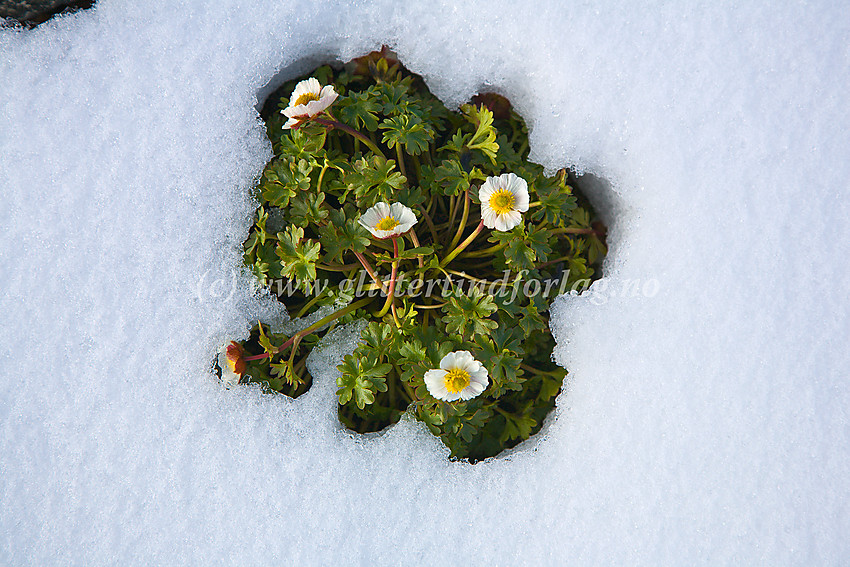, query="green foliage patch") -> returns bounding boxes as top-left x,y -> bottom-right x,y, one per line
224,48 -> 607,462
